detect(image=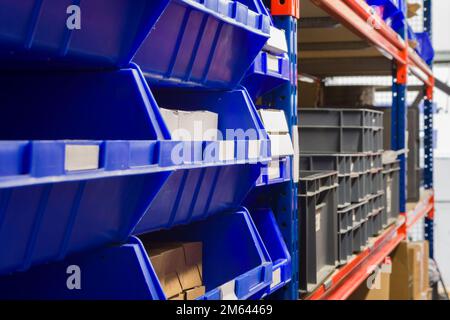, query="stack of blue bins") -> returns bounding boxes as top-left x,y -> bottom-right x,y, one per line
0,0 -> 291,300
